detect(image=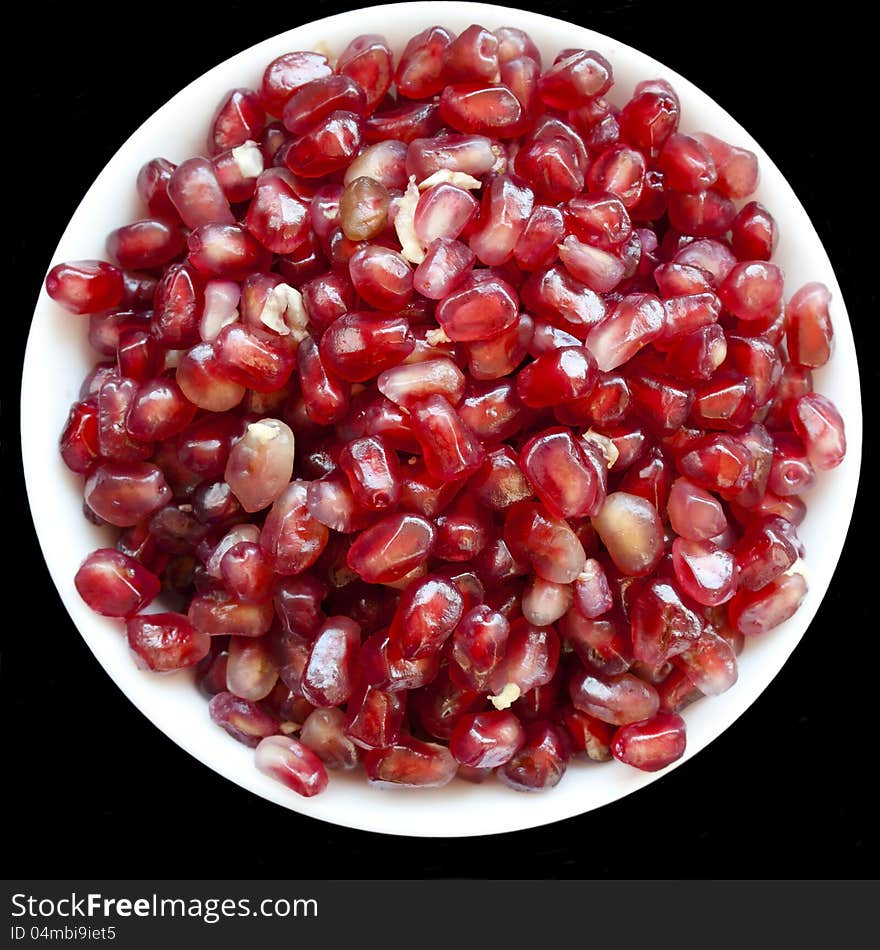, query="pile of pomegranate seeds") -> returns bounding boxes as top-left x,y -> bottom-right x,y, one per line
48,23 -> 847,798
